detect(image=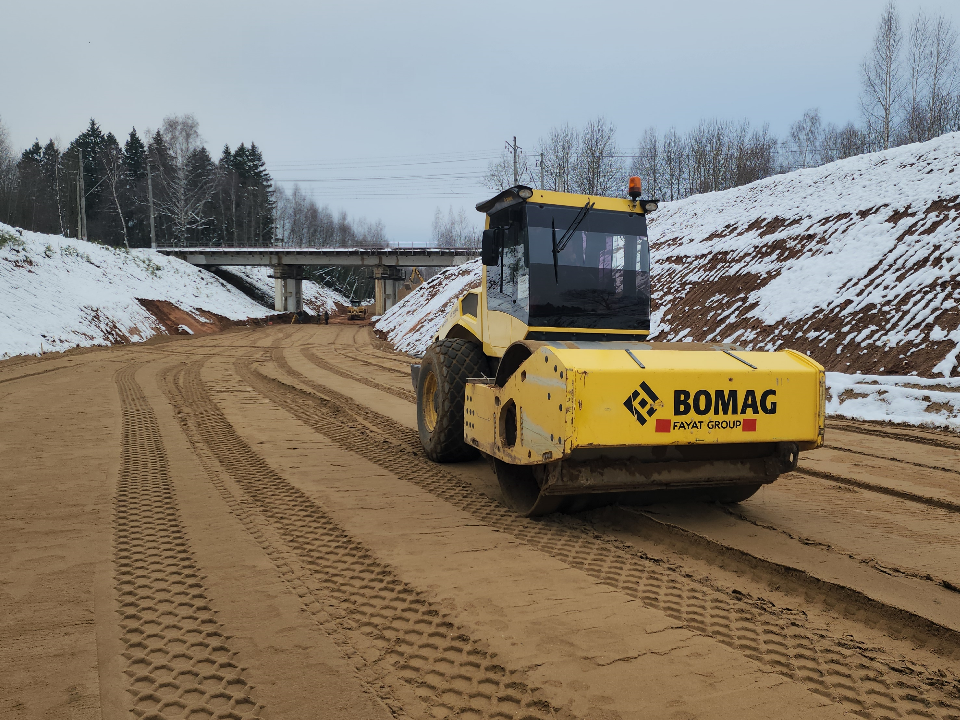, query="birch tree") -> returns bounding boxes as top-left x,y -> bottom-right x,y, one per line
861,1 -> 905,150
0,116 -> 16,219
574,117 -> 623,196
538,124 -> 579,192
926,14 -> 959,137
630,127 -> 661,200
100,133 -> 130,249
154,114 -> 218,245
